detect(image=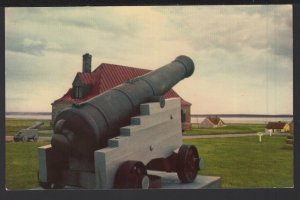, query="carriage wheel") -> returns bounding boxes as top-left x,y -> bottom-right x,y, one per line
114,161 -> 149,189
176,144 -> 200,183
22,136 -> 27,142
33,136 -> 39,142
